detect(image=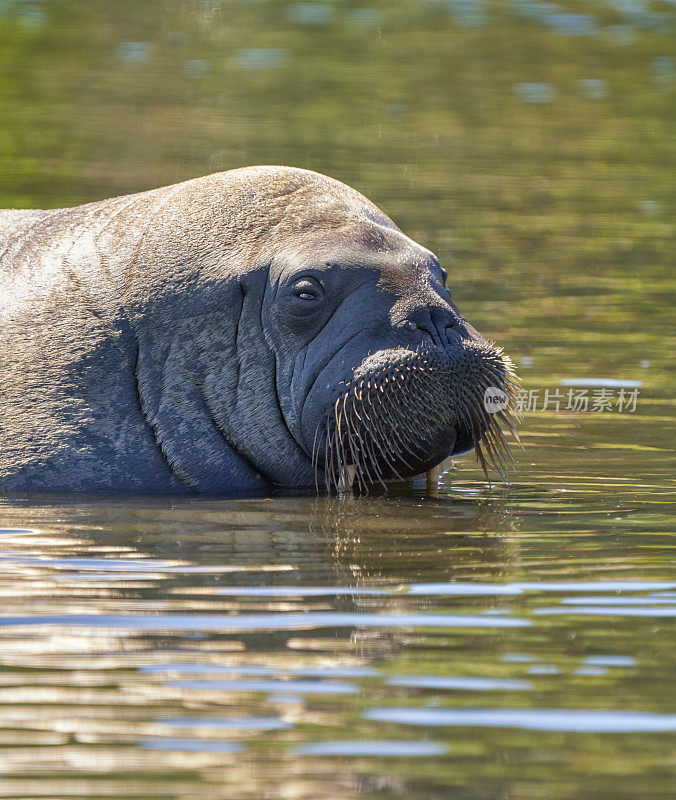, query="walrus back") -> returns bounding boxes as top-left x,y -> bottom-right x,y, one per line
0,209 -> 51,239
0,209 -> 55,280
